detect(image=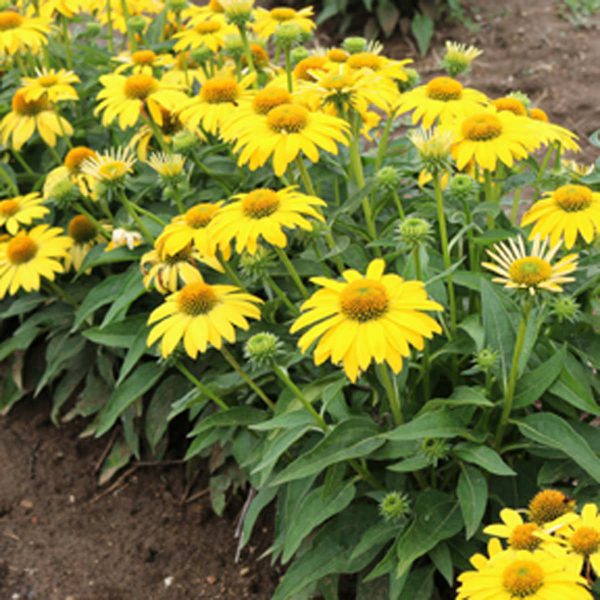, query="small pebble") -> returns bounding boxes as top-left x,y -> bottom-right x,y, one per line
20,499 -> 33,512
239,567 -> 250,577
164,576 -> 174,588
206,575 -> 217,585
